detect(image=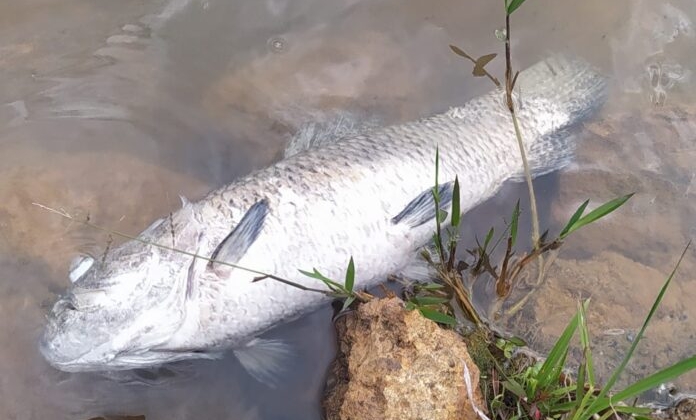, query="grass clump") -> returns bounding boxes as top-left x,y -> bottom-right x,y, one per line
411,1 -> 696,418
480,243 -> 694,420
